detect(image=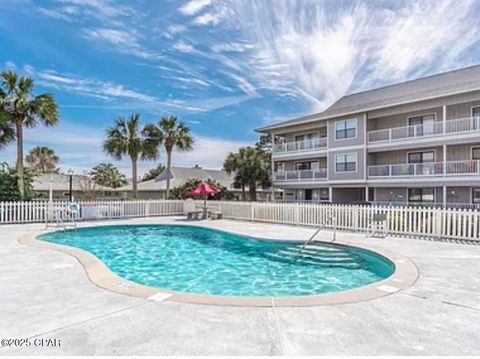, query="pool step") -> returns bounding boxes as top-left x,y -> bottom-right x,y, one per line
265,252 -> 361,269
